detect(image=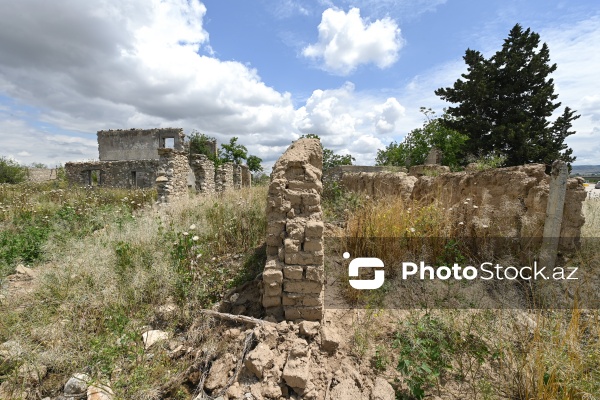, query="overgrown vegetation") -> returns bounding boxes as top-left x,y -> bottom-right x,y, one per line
0,157 -> 29,184
325,189 -> 600,399
188,132 -> 264,173
376,108 -> 467,170
0,183 -> 267,398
